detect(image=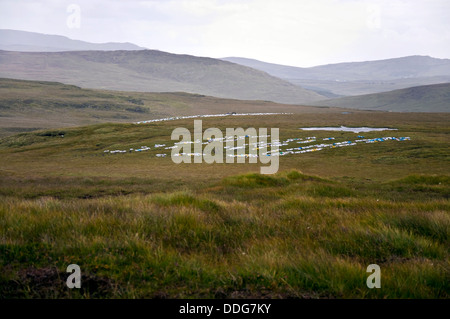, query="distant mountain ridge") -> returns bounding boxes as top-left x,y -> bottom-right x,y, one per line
0,29 -> 146,52
223,56 -> 450,81
1,29 -> 448,111
223,56 -> 450,96
0,50 -> 325,104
